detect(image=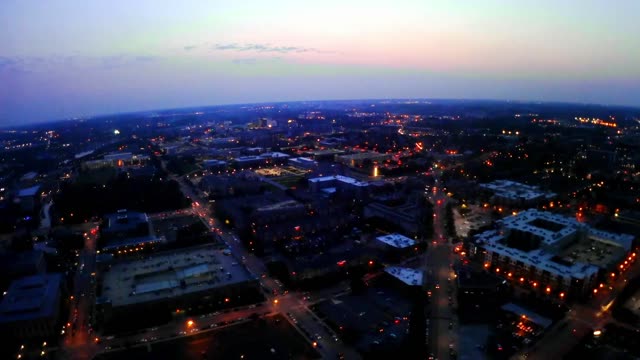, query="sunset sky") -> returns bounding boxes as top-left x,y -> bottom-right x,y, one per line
1,0 -> 639,124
